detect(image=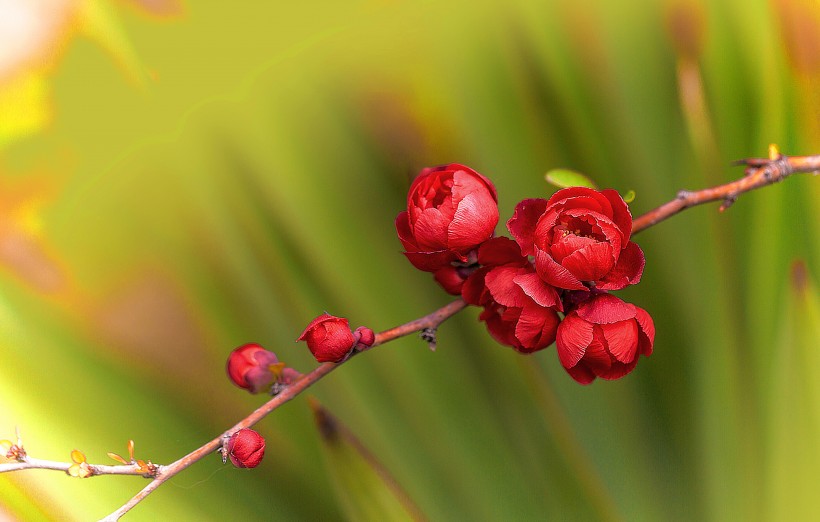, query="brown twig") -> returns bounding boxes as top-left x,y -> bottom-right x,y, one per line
632,147 -> 820,234
99,298 -> 468,521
